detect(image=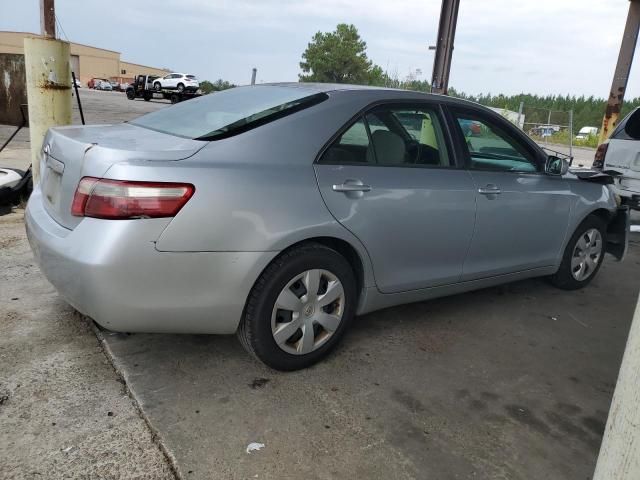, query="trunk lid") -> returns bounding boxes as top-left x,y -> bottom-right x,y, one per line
39,123 -> 205,229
